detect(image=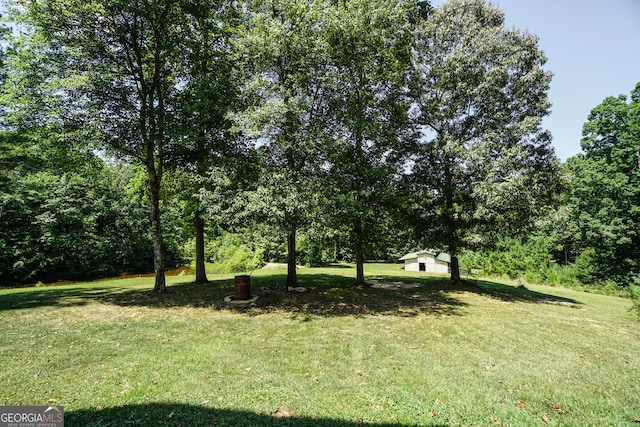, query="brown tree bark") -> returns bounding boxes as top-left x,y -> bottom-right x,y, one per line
285,229 -> 297,288
194,215 -> 208,284
450,255 -> 461,285
148,164 -> 166,293
354,220 -> 365,285
355,239 -> 365,285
